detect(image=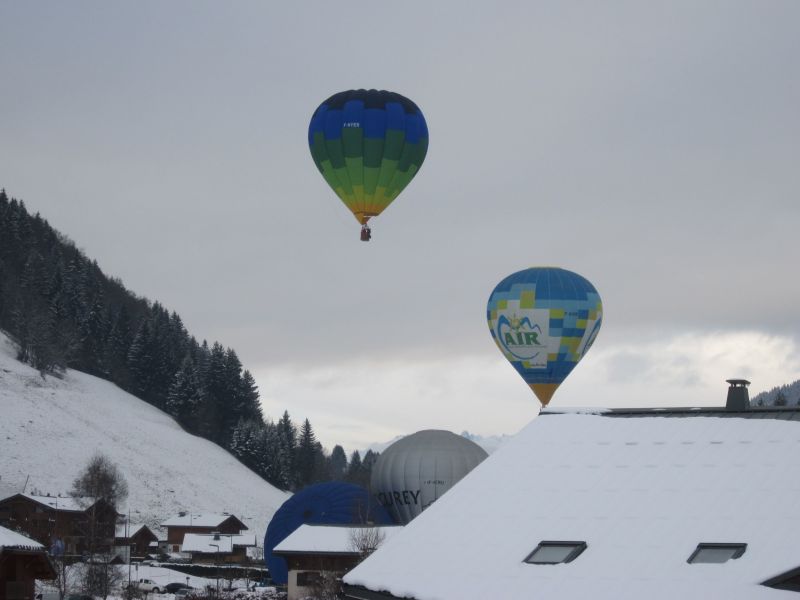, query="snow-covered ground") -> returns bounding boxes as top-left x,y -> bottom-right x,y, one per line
36,565 -> 263,598
0,331 -> 290,540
